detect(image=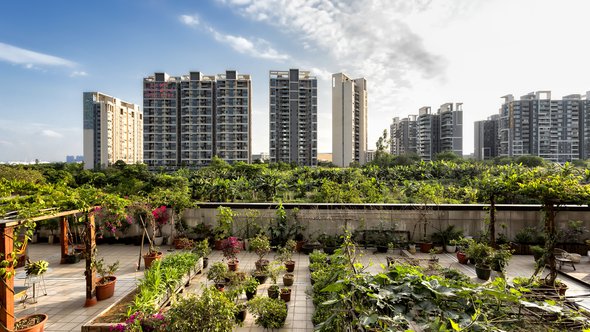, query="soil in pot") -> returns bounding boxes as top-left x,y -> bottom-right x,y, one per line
475,265 -> 491,280
228,261 -> 239,271
96,276 -> 117,301
376,246 -> 388,253
283,273 -> 294,286
246,289 -> 257,300
285,261 -> 295,273
143,252 -> 163,269
15,313 -> 48,332
280,289 -> 291,302
268,286 -> 279,299
255,259 -> 269,272
253,273 -> 268,285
